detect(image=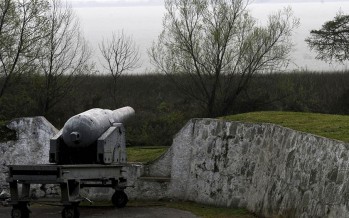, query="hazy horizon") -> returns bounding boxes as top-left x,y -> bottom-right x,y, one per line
70,0 -> 343,7
74,1 -> 349,73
